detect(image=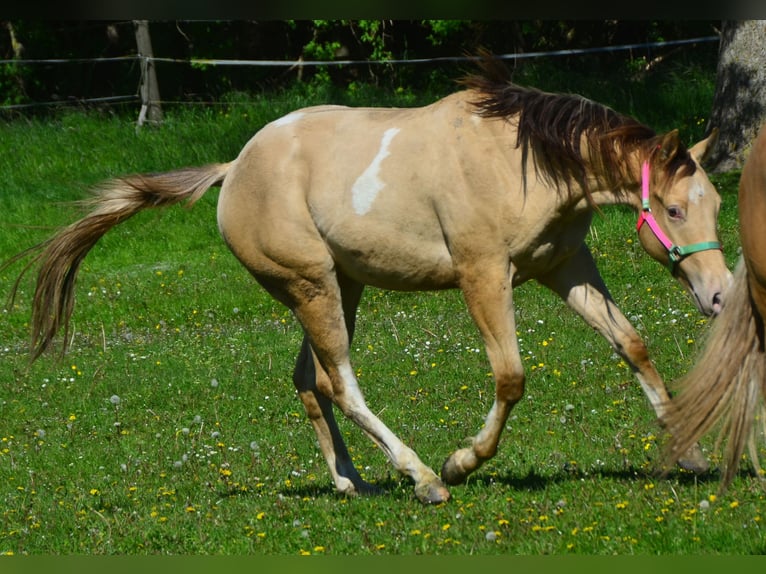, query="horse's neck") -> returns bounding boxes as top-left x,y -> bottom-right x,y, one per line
581,144 -> 643,212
